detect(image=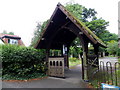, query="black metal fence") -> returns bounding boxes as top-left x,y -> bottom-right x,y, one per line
88,61 -> 120,88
